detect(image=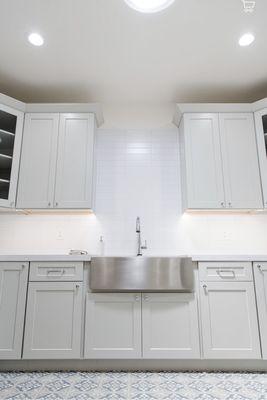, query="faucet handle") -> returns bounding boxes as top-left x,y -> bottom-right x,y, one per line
141,240 -> 147,250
